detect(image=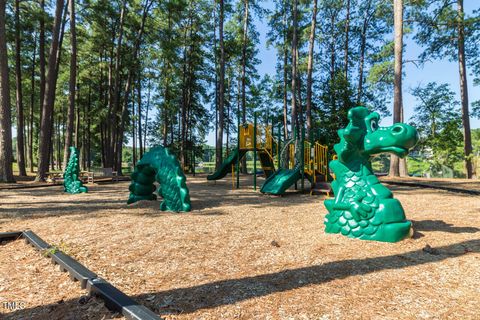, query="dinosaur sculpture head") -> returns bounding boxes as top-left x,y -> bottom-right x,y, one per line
334,106 -> 418,163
